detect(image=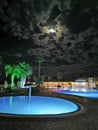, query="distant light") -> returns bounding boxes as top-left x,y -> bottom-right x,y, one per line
49,28 -> 56,33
